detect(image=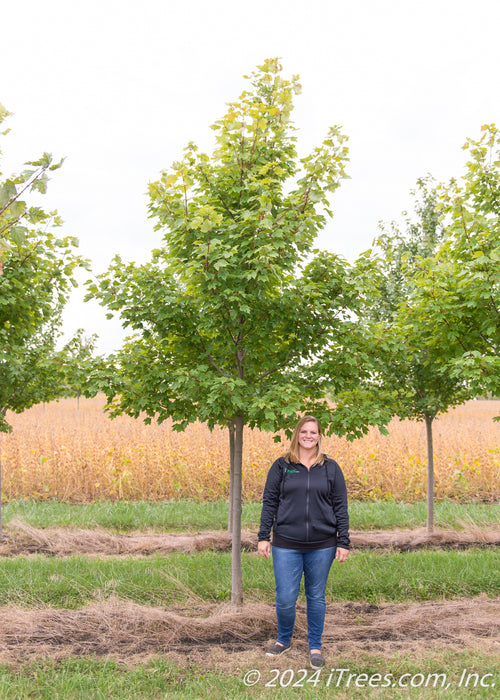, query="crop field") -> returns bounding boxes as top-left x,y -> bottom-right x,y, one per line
0,398 -> 500,503
1,397 -> 499,503
0,398 -> 499,698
